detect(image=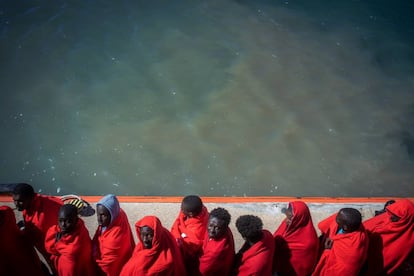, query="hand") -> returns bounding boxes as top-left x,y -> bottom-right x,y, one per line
17,220 -> 25,230
55,232 -> 63,242
176,237 -> 183,247
324,237 -> 333,249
